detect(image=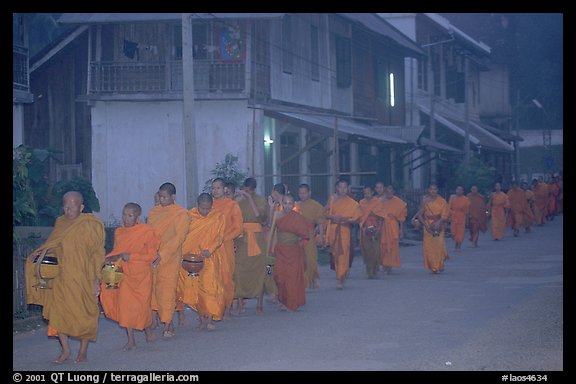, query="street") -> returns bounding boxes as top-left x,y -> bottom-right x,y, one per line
13,216 -> 563,372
